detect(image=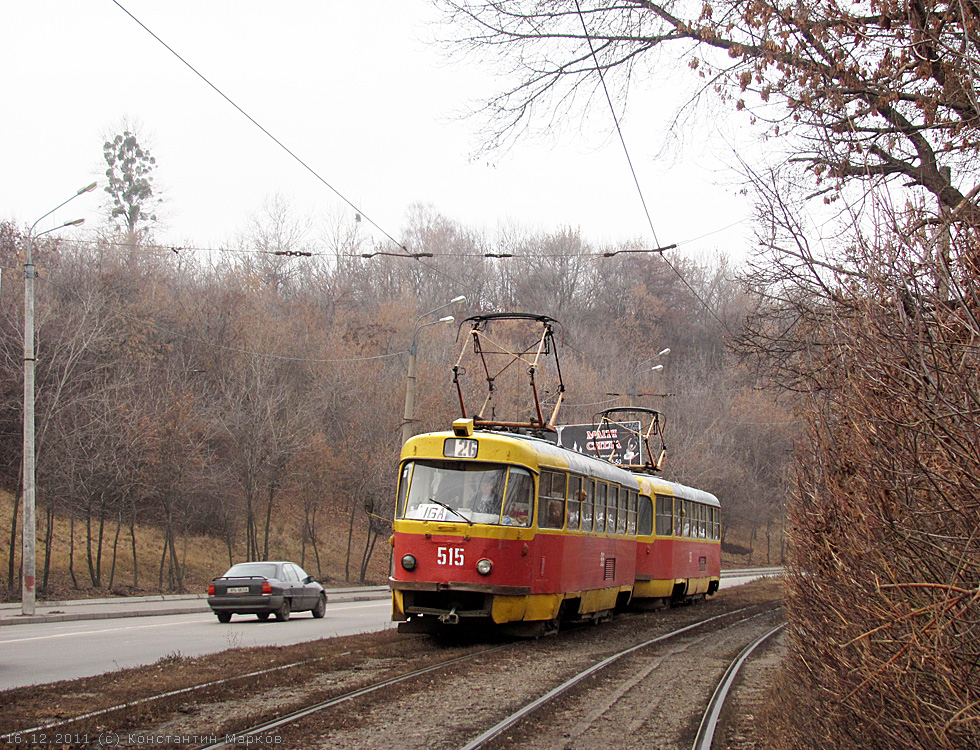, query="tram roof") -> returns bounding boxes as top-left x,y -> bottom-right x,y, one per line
405,429 -> 640,489
499,431 -> 641,489
636,474 -> 720,508
404,429 -> 718,505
